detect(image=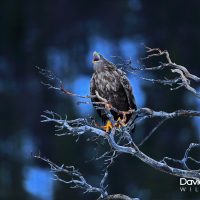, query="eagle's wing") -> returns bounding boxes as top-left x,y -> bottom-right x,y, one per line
90,74 -> 107,122
90,75 -> 95,94
90,74 -> 97,101
118,69 -> 137,110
